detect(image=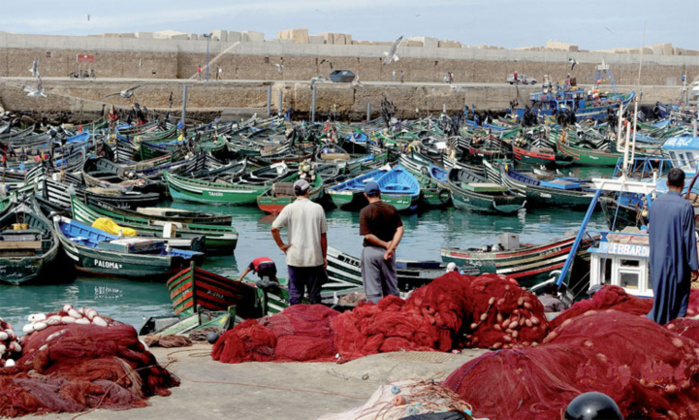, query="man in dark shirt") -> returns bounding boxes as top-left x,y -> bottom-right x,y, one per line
359,180 -> 404,304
